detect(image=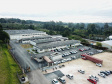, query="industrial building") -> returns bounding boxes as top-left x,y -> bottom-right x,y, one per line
4,29 -> 47,39
33,40 -> 80,53
30,37 -> 68,46
18,35 -> 52,43
109,35 -> 112,40
101,40 -> 112,50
